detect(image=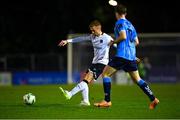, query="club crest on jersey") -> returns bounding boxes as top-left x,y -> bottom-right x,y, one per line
100,39 -> 103,43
